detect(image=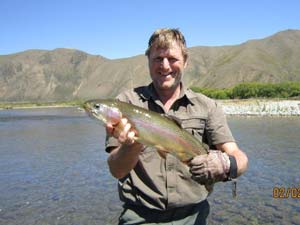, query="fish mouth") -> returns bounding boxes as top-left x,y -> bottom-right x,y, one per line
83,101 -> 92,112
83,101 -> 97,118
83,106 -> 93,118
